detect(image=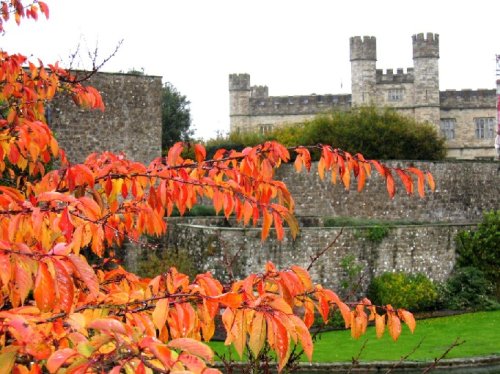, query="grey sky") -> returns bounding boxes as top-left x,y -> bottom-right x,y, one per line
2,0 -> 499,139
